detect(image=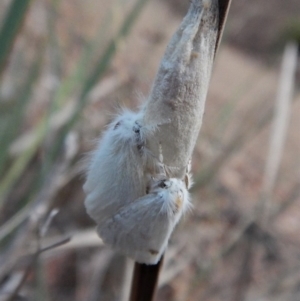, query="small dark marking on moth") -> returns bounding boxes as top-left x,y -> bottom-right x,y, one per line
114,121 -> 121,130
158,180 -> 167,189
149,249 -> 159,255
133,121 -> 141,134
